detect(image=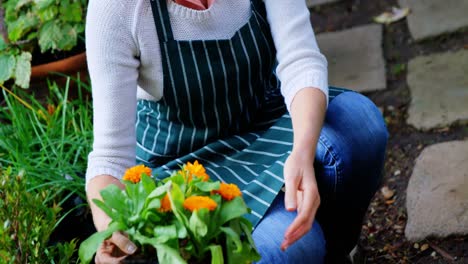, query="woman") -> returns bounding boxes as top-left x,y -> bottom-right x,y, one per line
85,0 -> 388,263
